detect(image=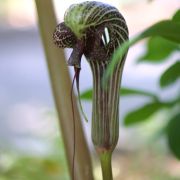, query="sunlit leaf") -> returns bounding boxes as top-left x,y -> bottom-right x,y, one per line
124,102 -> 163,126
160,61 -> 180,88
166,113 -> 180,159
138,37 -> 179,62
